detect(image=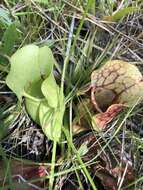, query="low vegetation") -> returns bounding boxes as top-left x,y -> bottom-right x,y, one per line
0,0 -> 143,190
